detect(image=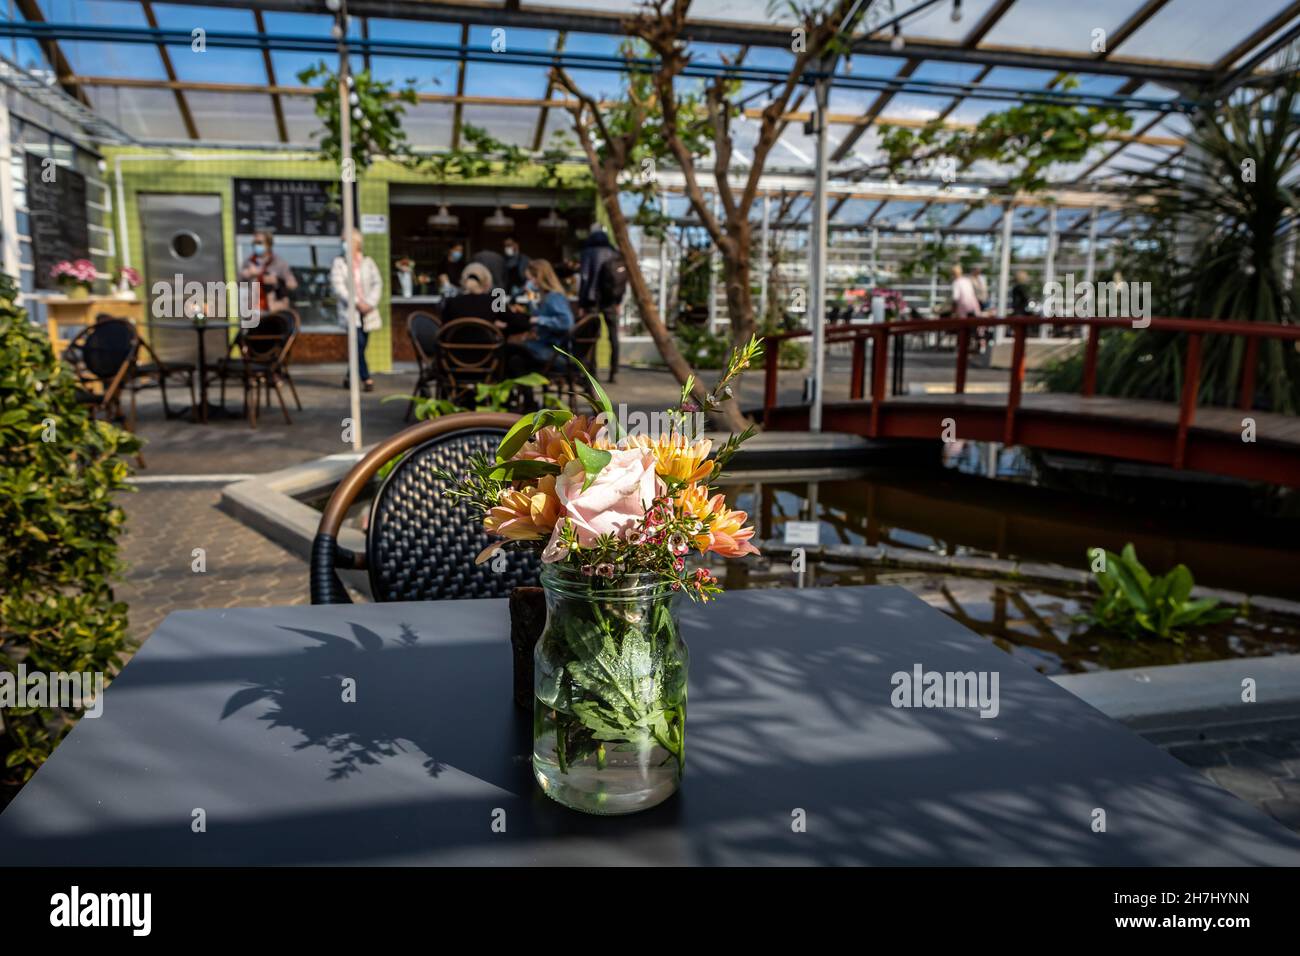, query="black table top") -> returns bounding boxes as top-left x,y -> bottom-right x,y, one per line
4,586 -> 1299,866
